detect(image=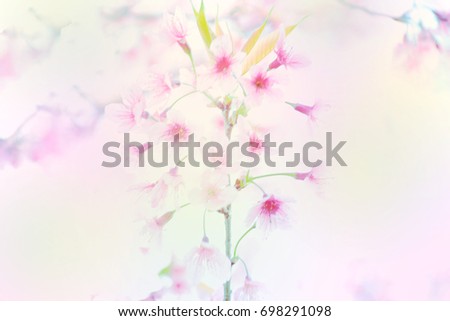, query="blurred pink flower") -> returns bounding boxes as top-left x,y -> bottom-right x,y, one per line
248,194 -> 290,233
295,166 -> 326,186
247,69 -> 274,96
210,36 -> 237,77
164,122 -> 190,141
165,8 -> 188,42
164,8 -> 191,54
187,238 -> 230,284
235,119 -> 269,155
286,101 -> 329,122
156,114 -> 191,142
189,170 -> 237,211
106,88 -> 146,131
269,35 -> 309,70
141,210 -> 175,246
169,263 -> 190,295
234,277 -> 264,301
142,73 -> 173,103
140,167 -> 183,208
